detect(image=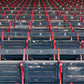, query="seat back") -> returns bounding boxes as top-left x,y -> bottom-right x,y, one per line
1,40 -> 26,60
1,40 -> 26,49
0,61 -> 21,84
28,40 -> 53,60
29,40 -> 53,49
56,40 -> 80,49
24,61 -> 59,84
62,61 -> 84,84
56,40 -> 80,60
